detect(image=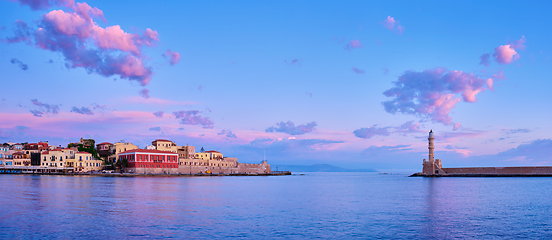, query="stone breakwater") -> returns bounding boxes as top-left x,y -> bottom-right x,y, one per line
411,166 -> 552,177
